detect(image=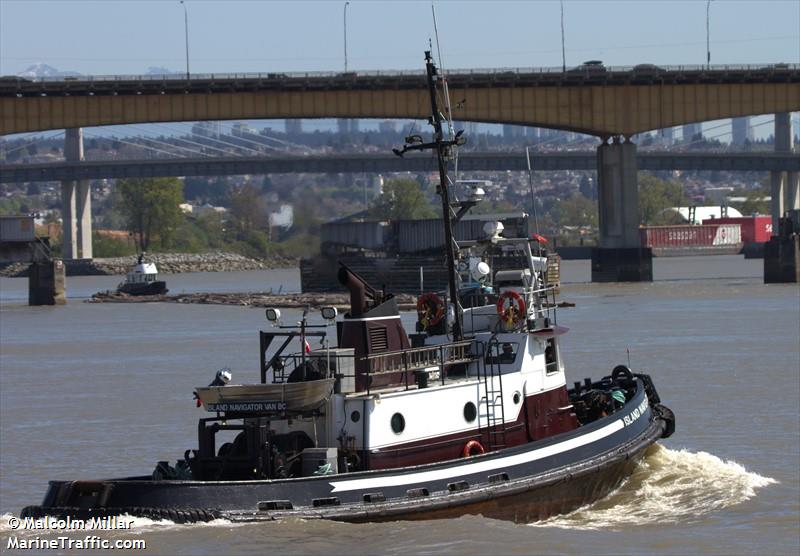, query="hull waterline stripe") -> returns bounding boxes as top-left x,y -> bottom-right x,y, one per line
329,417 -> 626,493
